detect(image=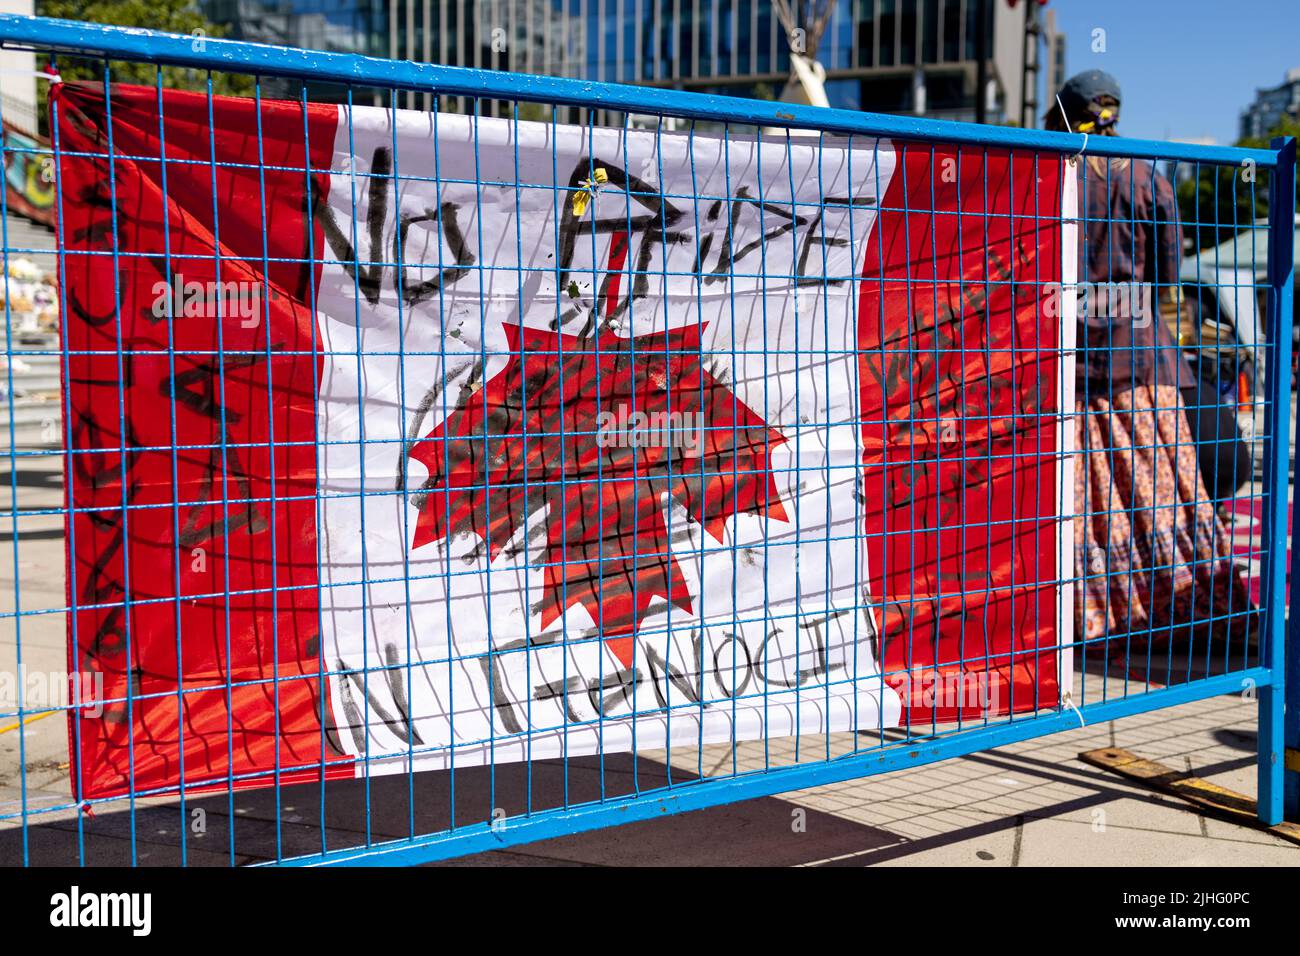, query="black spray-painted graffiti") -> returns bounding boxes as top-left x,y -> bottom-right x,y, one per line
72,354 -> 272,725
310,147 -> 875,337
861,244 -> 1053,524
484,609 -> 858,734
